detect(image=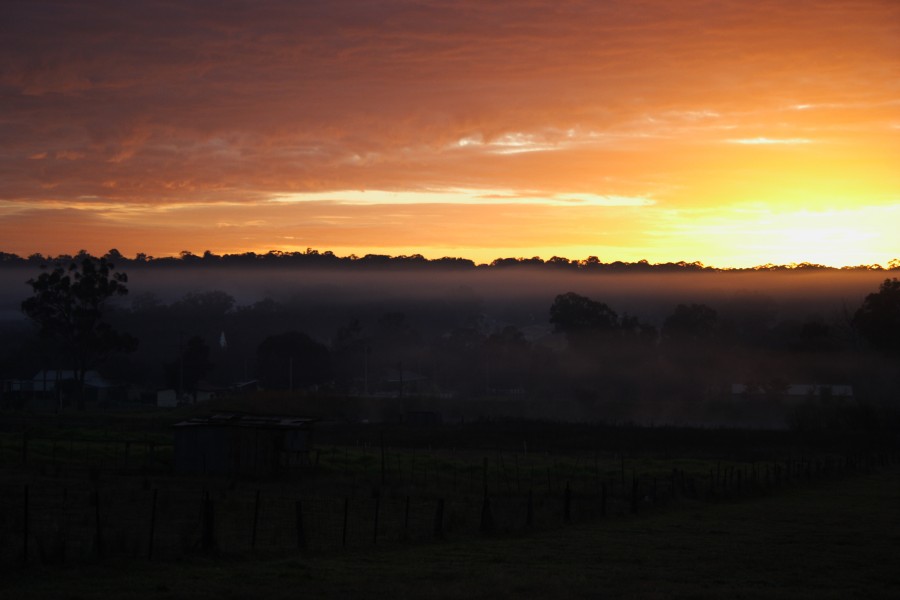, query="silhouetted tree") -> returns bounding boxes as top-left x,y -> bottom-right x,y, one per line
257,331 -> 331,390
331,319 -> 370,393
662,303 -> 718,346
549,291 -> 621,353
549,292 -> 618,335
854,278 -> 900,356
21,256 -> 137,408
484,326 -> 533,394
165,335 -> 214,399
